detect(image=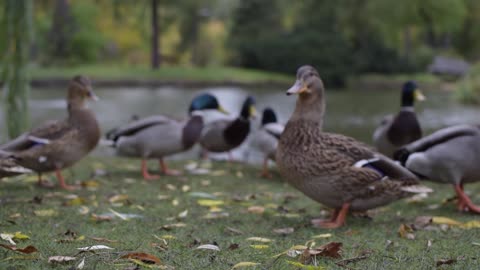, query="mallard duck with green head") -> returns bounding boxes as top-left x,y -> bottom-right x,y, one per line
106,93 -> 227,180
0,76 -> 100,190
276,65 -> 431,228
395,124 -> 480,213
199,96 -> 256,159
251,107 -> 284,178
373,81 -> 425,158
